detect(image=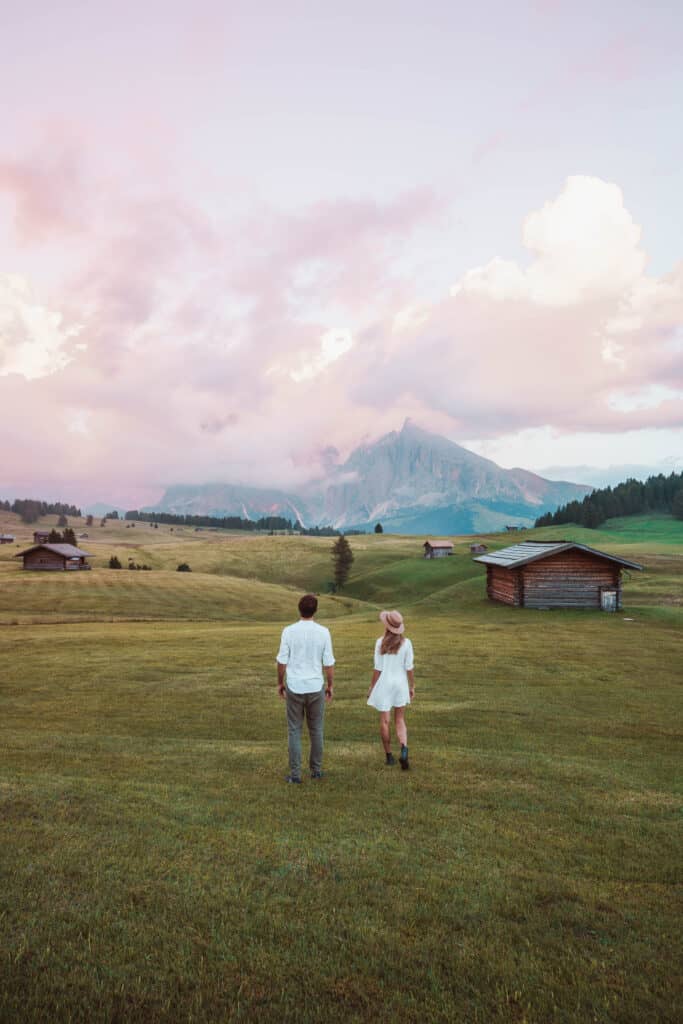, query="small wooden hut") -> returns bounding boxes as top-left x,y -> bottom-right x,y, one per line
423,540 -> 454,559
470,543 -> 487,555
33,530 -> 50,544
473,541 -> 642,610
0,534 -> 15,544
15,543 -> 92,571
